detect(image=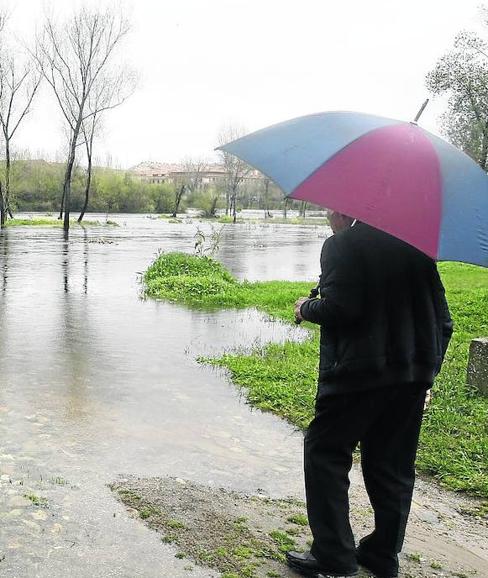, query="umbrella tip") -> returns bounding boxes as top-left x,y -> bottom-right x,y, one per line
412,99 -> 430,124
